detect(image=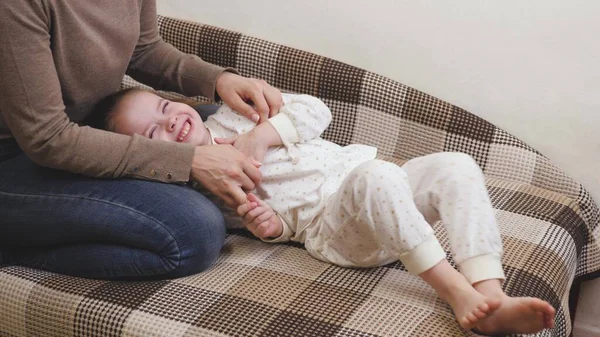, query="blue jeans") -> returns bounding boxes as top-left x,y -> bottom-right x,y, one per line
0,137 -> 226,280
